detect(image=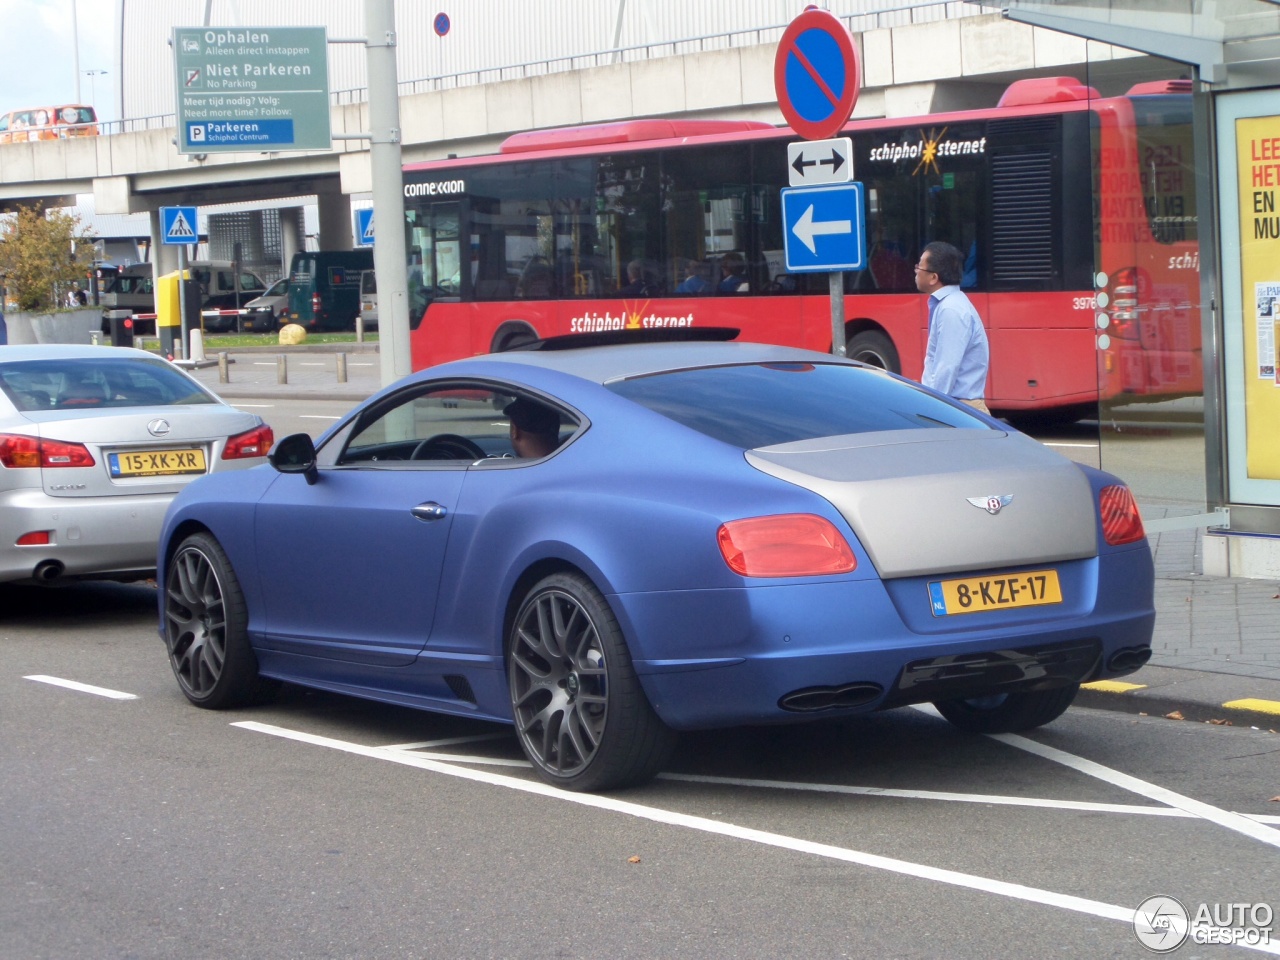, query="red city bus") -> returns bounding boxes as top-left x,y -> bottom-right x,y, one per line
399,76 -> 1198,420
